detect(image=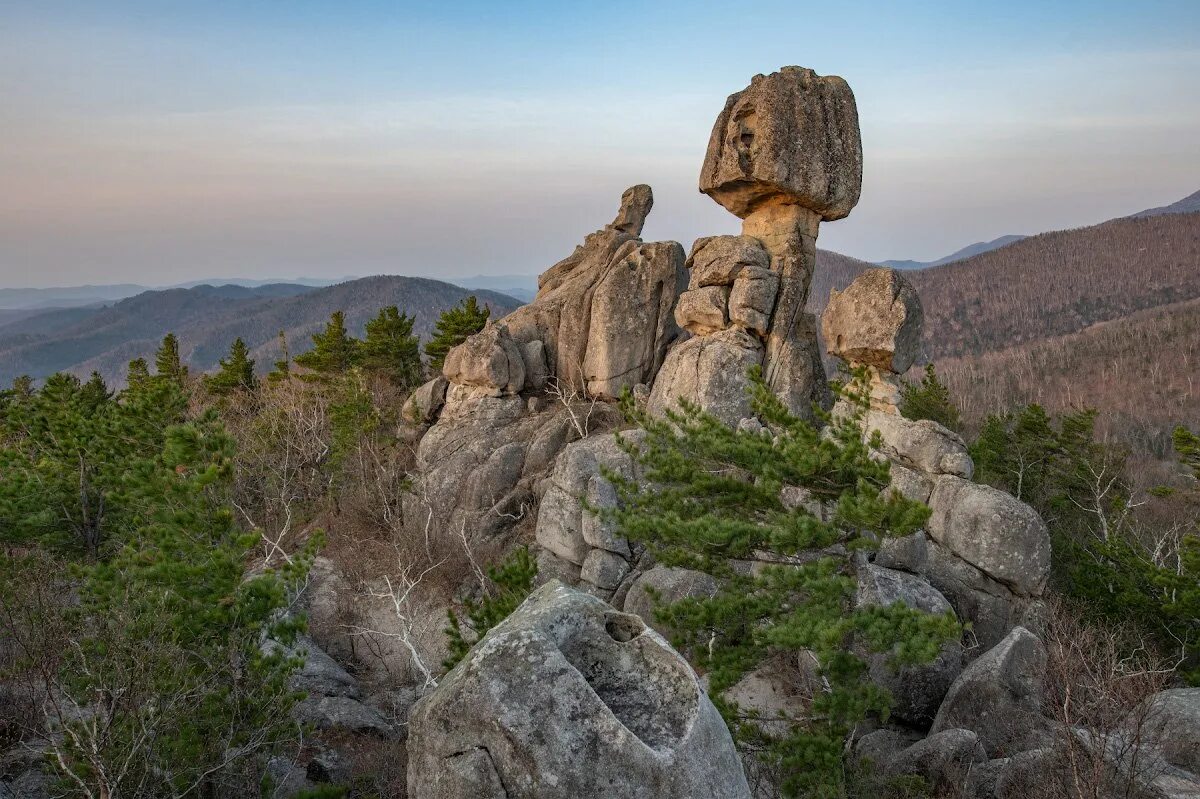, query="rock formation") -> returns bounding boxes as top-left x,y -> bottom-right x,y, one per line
653,67 -> 863,423
406,581 -> 751,799
820,267 -> 1051,652
822,266 -> 923,412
